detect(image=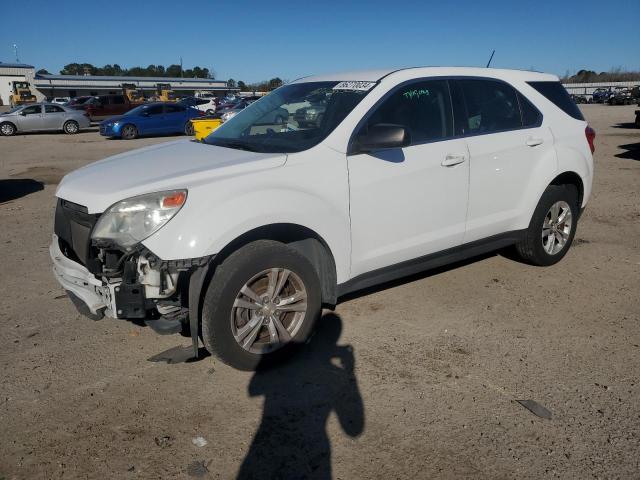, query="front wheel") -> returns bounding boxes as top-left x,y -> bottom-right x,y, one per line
201,240 -> 321,370
635,114 -> 640,129
184,121 -> 195,136
63,120 -> 79,134
121,124 -> 138,140
514,185 -> 579,266
0,122 -> 16,136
